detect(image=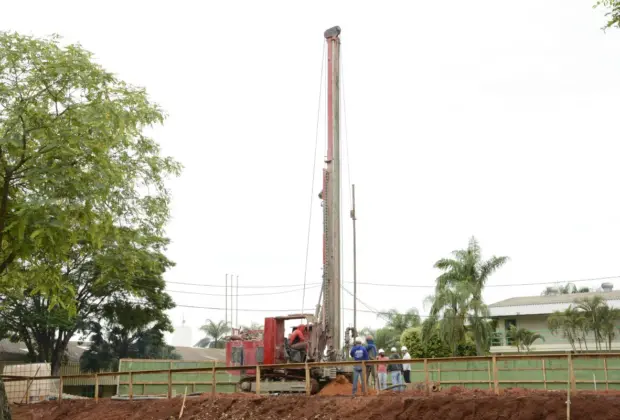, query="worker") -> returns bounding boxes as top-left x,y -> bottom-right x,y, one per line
376,349 -> 389,390
401,345 -> 411,385
388,347 -> 403,391
350,337 -> 369,395
288,324 -> 307,350
365,335 -> 378,387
